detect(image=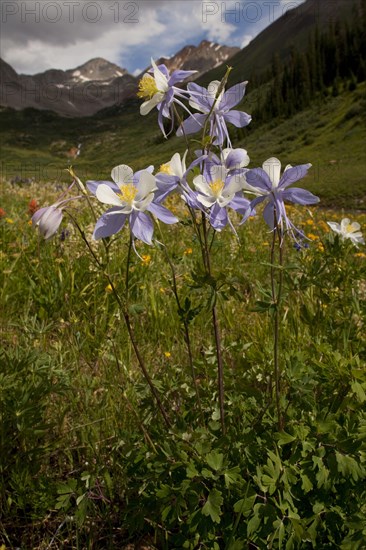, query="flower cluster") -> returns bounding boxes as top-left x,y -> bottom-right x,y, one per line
31,59 -> 364,252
